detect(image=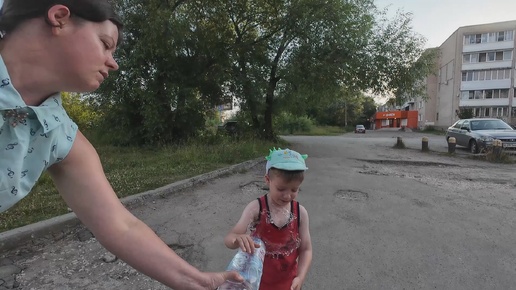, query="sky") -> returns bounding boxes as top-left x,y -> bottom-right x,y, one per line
375,0 -> 516,48
1,0 -> 513,49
